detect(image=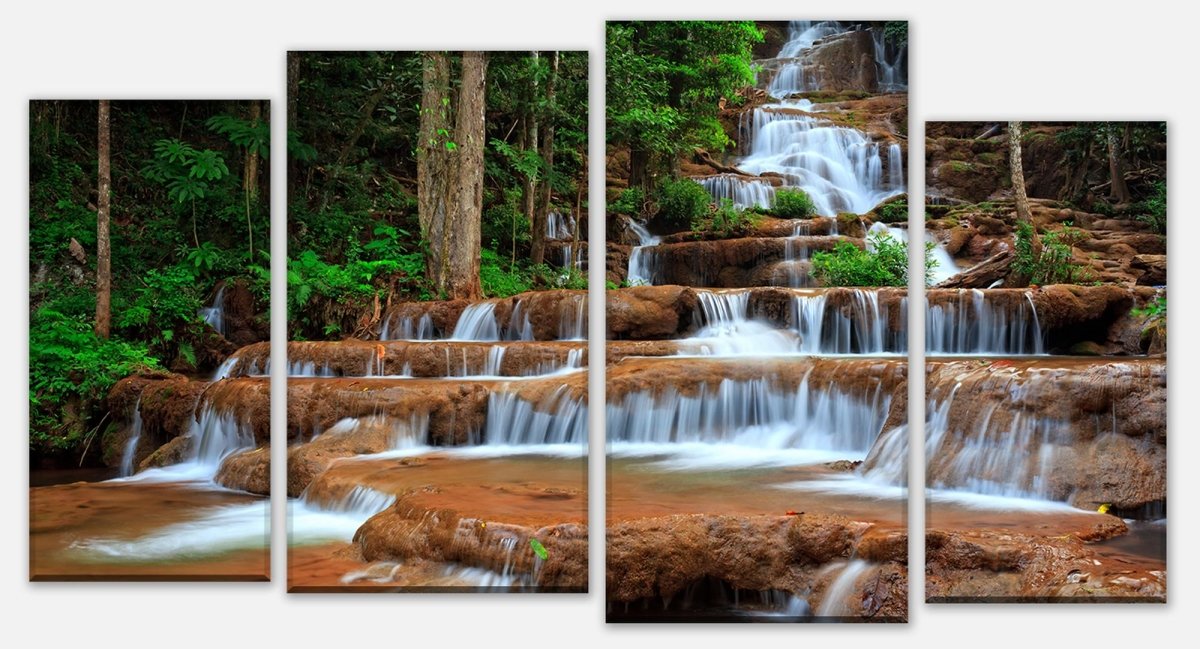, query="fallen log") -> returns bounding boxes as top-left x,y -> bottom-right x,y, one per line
934,249 -> 1014,289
